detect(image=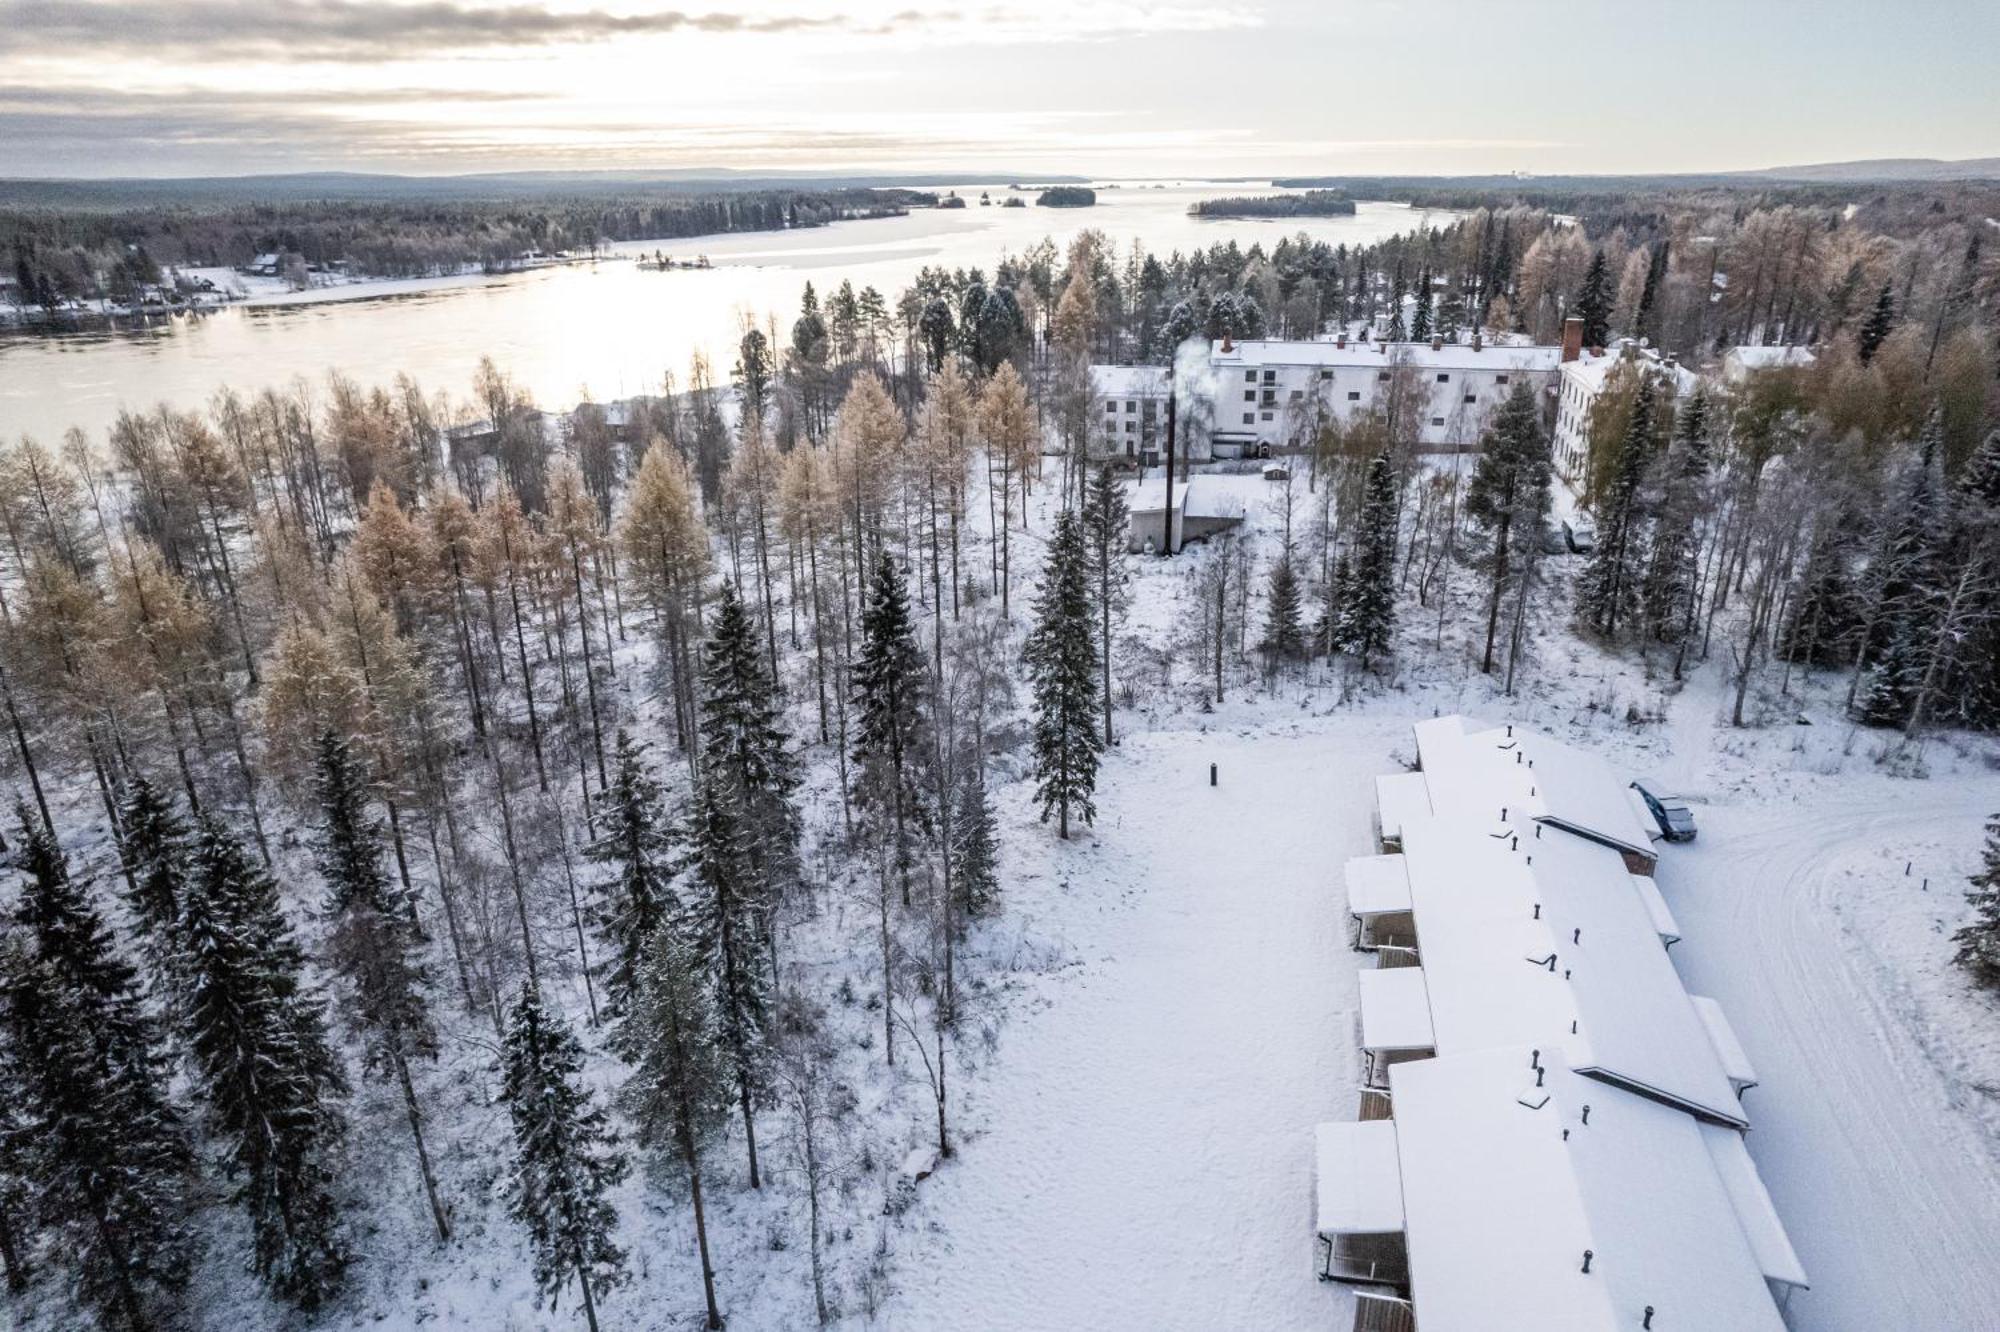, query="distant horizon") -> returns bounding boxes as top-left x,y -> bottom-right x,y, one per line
3,0 -> 1995,180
